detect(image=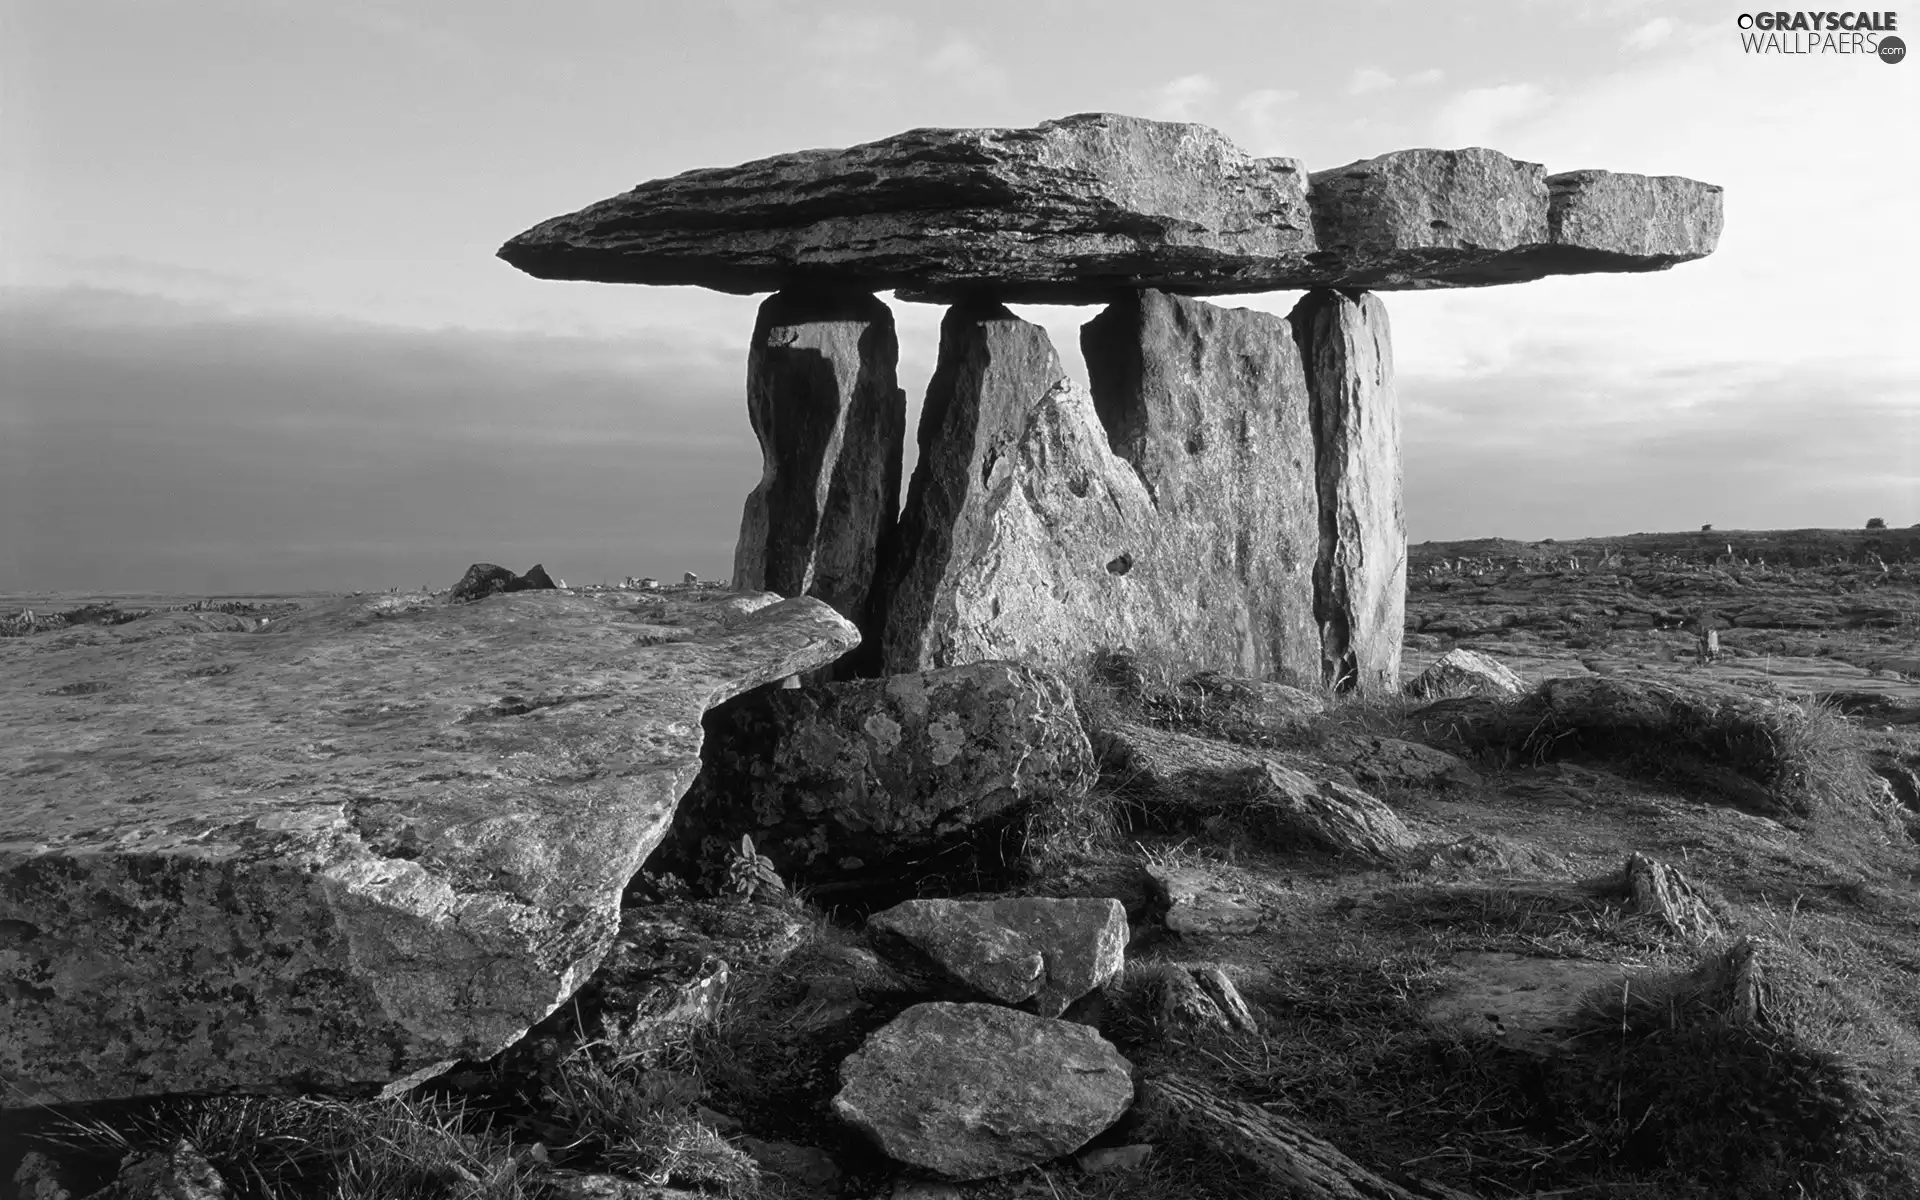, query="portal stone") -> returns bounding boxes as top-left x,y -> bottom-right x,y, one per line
733,289 -> 905,673
1290,289 -> 1404,693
